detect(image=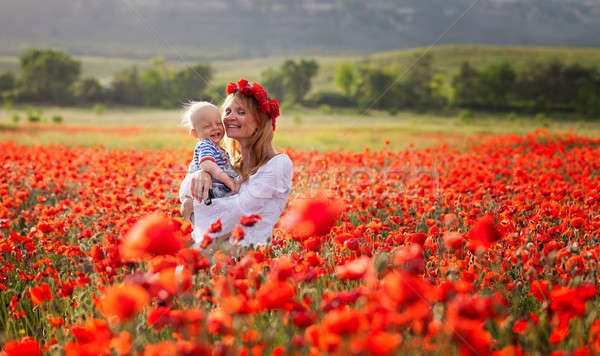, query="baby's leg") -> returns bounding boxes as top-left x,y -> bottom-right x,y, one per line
179,174 -> 194,203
